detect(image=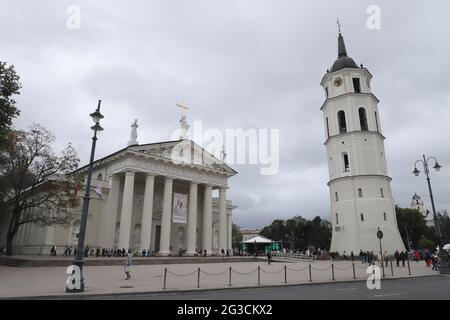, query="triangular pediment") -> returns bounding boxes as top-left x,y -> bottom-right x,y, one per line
128,140 -> 237,176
